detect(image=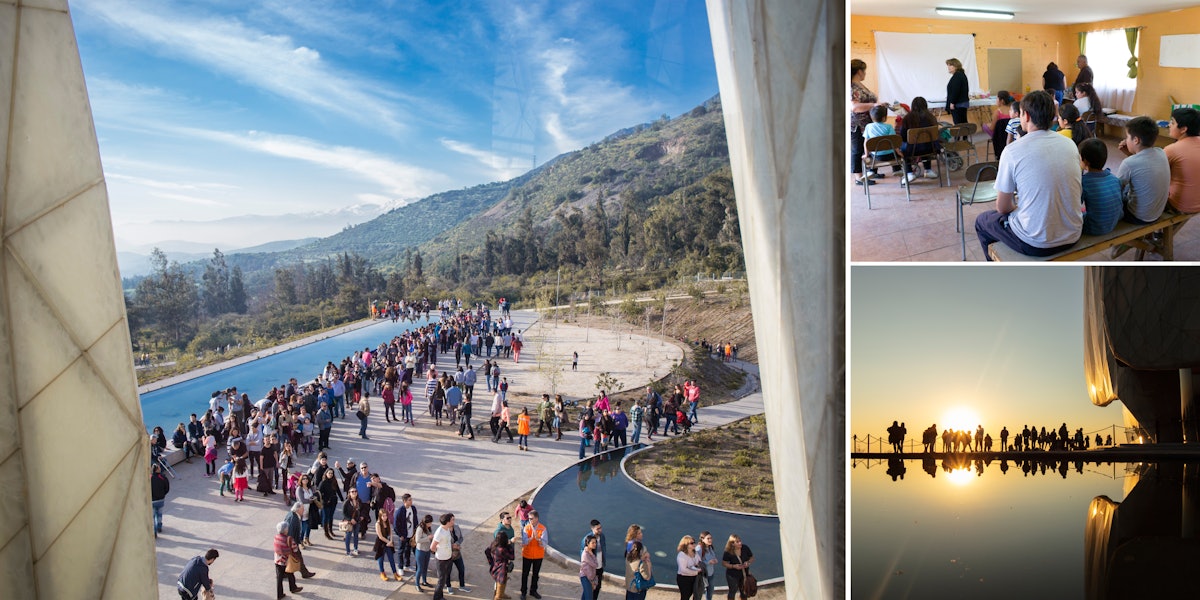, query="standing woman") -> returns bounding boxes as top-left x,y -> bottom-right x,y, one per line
357,391 -> 371,439
274,521 -> 302,600
696,532 -> 719,600
946,58 -> 970,124
721,535 -> 755,600
382,382 -> 397,423
624,541 -> 652,600
850,58 -> 884,186
580,534 -> 600,600
1043,62 -> 1067,103
554,395 -> 567,441
295,474 -> 316,546
342,488 -> 362,556
489,531 -> 515,600
232,458 -> 250,502
319,468 -> 344,539
415,514 -> 435,591
400,382 -> 415,425
675,535 -> 702,600
374,508 -> 400,581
